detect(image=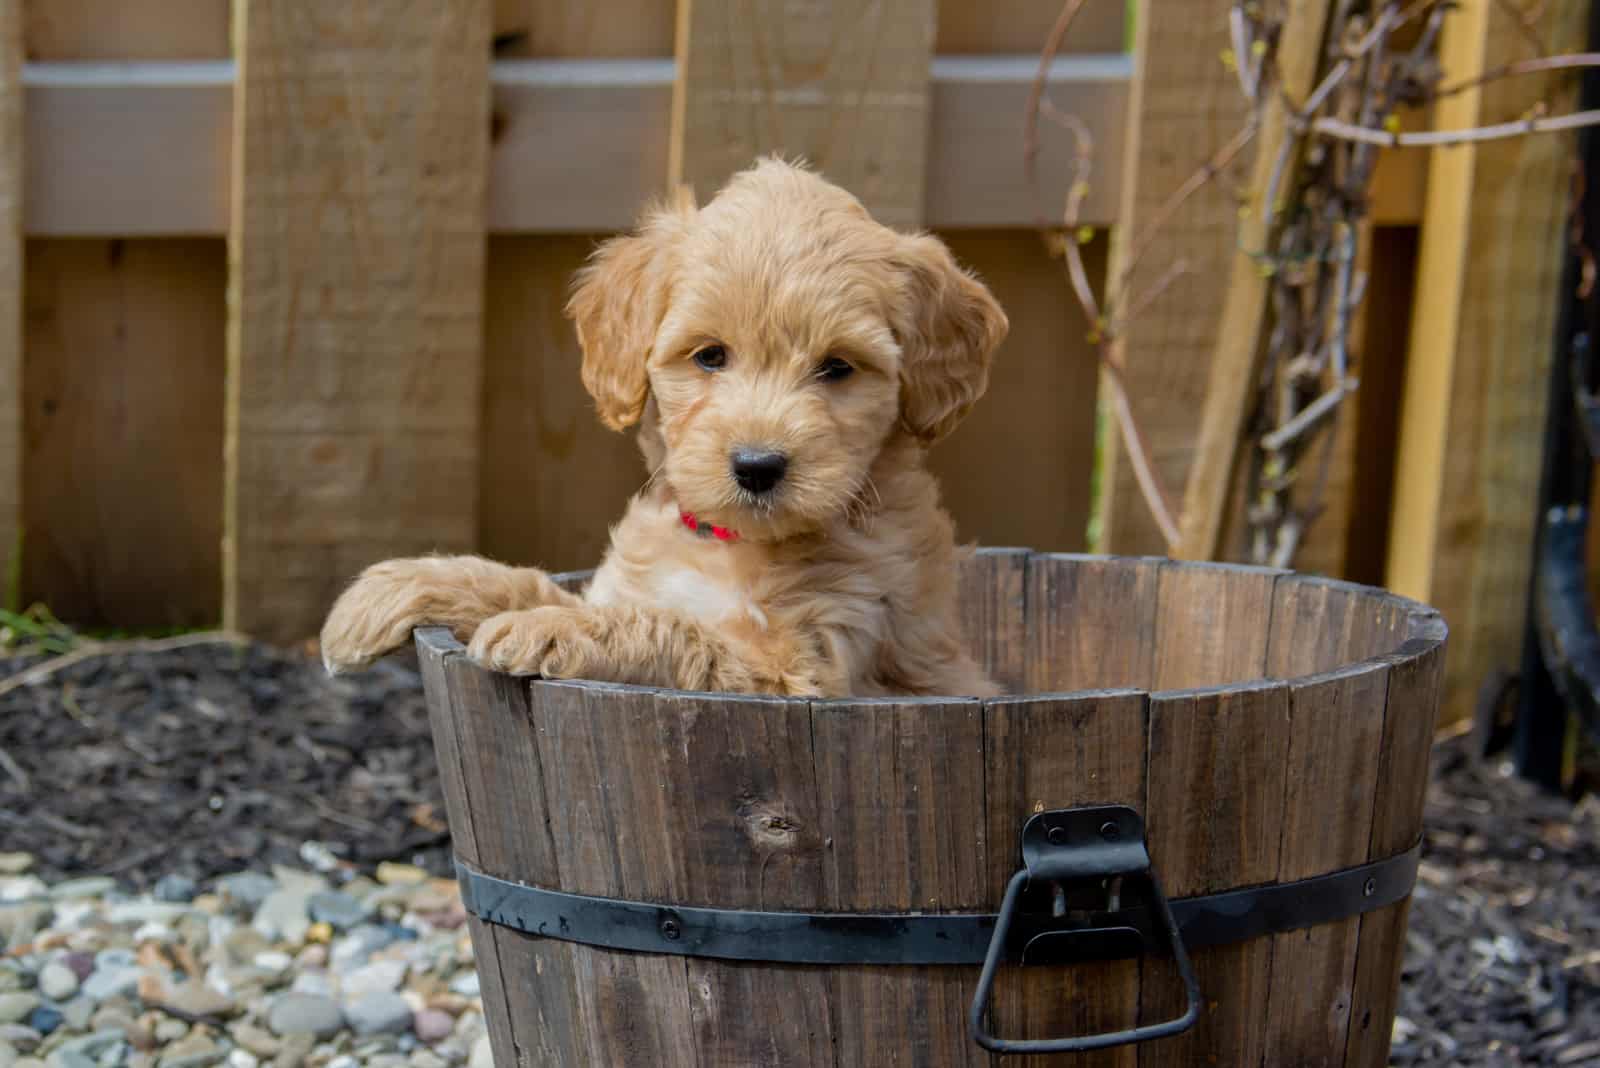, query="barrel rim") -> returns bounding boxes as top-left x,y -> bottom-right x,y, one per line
414,551 -> 1446,703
